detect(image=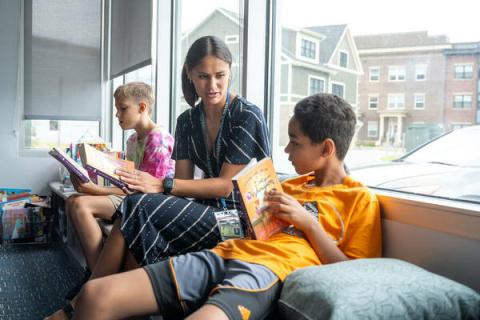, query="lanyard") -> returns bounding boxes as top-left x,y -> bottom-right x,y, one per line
200,92 -> 231,209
